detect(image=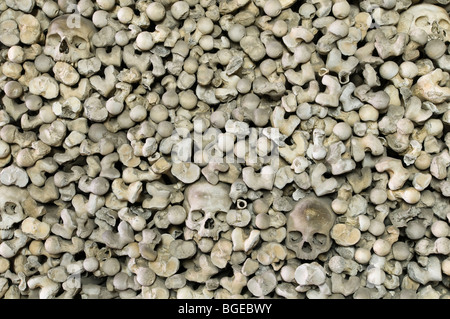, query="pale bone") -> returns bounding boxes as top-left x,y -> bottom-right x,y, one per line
111,179 -> 143,204
210,239 -> 233,268
430,149 -> 450,180
407,256 -> 442,285
323,47 -> 359,84
316,19 -> 349,54
27,275 -> 60,299
78,176 -> 110,196
325,141 -> 356,175
247,268 -> 277,297
346,167 -> 372,195
373,30 -> 408,60
270,106 -> 300,137
353,84 -> 390,110
242,166 -> 275,191
89,65 -> 118,98
294,262 -> 327,287
255,209 -> 286,230
38,120 -> 67,147
256,242 -> 287,268
79,138 -> 115,156
21,105 -> 56,130
143,181 -> 183,210
330,273 -> 360,297
201,162 -> 229,185
315,75 -> 341,107
387,187 -> 421,205
330,223 -> 361,247
184,253 -> 219,283
51,208 -> 77,240
99,220 -> 134,250
397,3 -> 450,42
0,164 -> 29,187
44,235 -> 84,255
328,255 -> 361,276
28,74 -> 59,99
44,14 -> 97,63
412,69 -> 450,104
147,234 -> 180,278
350,134 -> 384,163
285,61 -> 315,86
21,217 -> 50,240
